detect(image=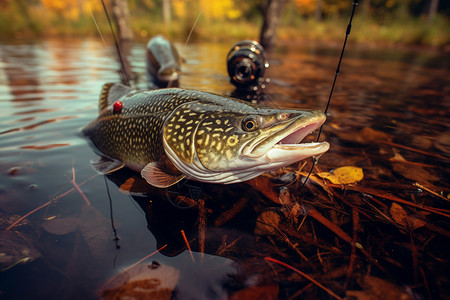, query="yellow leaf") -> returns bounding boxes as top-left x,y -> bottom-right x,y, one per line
317,166 -> 364,185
